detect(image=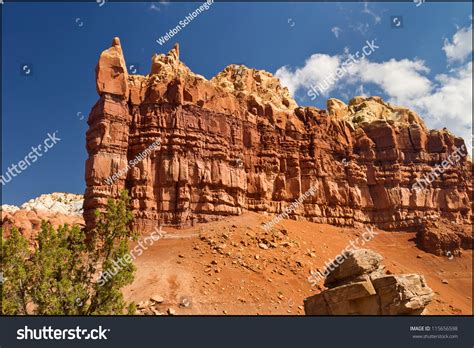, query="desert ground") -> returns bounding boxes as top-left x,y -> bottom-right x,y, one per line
123,212 -> 472,315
